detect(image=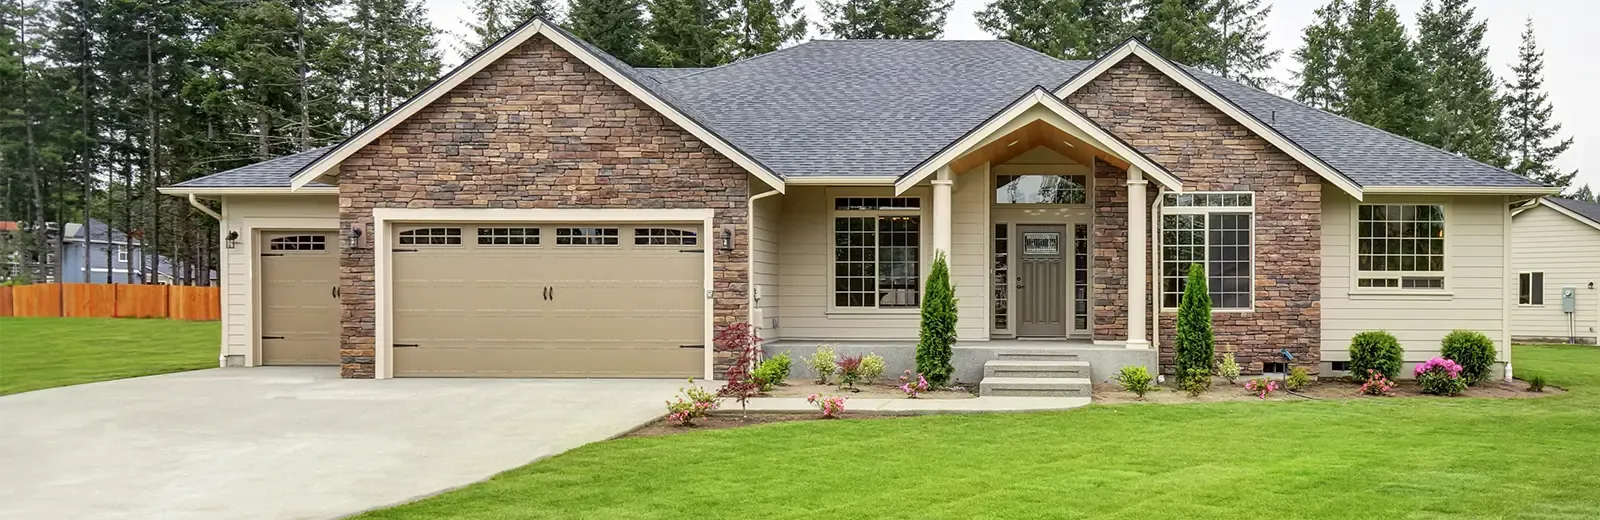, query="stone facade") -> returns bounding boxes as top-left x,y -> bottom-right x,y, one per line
1068,57 -> 1323,374
1090,159 -> 1157,343
335,35 -> 750,378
